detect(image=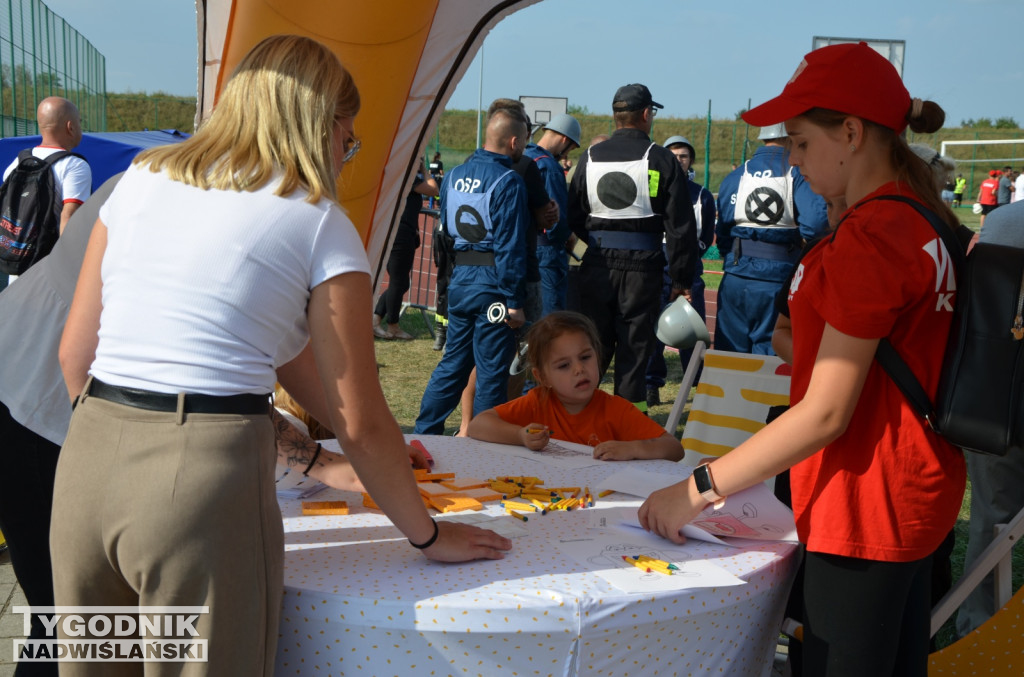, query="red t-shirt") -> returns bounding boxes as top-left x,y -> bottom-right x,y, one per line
492,388 -> 667,446
979,178 -> 999,206
786,183 -> 966,562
